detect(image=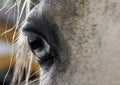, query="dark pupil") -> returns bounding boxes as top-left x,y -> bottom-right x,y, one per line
29,38 -> 44,50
